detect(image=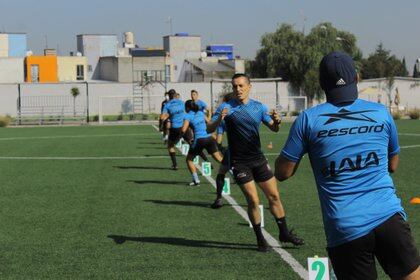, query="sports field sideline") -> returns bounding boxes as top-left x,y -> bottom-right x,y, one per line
0,120 -> 418,279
